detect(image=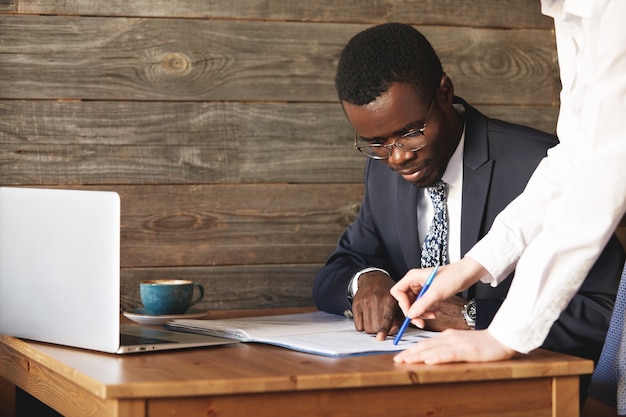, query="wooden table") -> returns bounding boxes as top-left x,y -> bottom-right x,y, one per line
0,309 -> 593,417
